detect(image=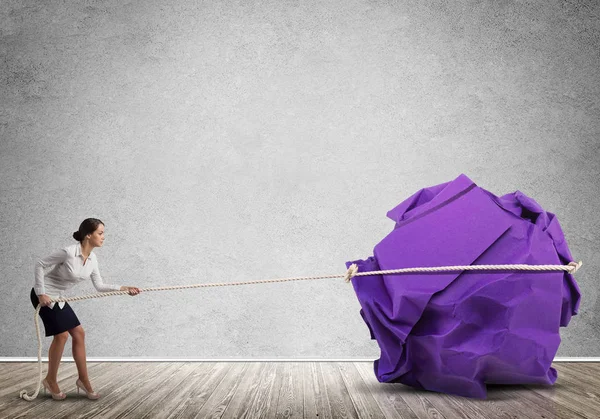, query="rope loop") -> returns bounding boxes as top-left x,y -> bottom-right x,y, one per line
567,261 -> 583,274
344,264 -> 359,283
